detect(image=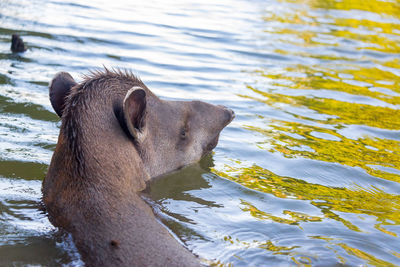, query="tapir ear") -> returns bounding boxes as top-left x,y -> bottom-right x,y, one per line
49,72 -> 77,117
123,87 -> 147,139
